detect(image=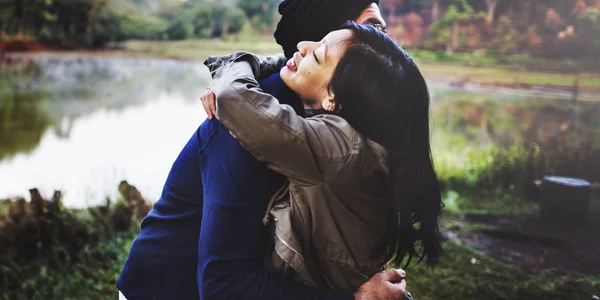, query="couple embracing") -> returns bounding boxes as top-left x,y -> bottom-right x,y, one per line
118,0 -> 443,299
